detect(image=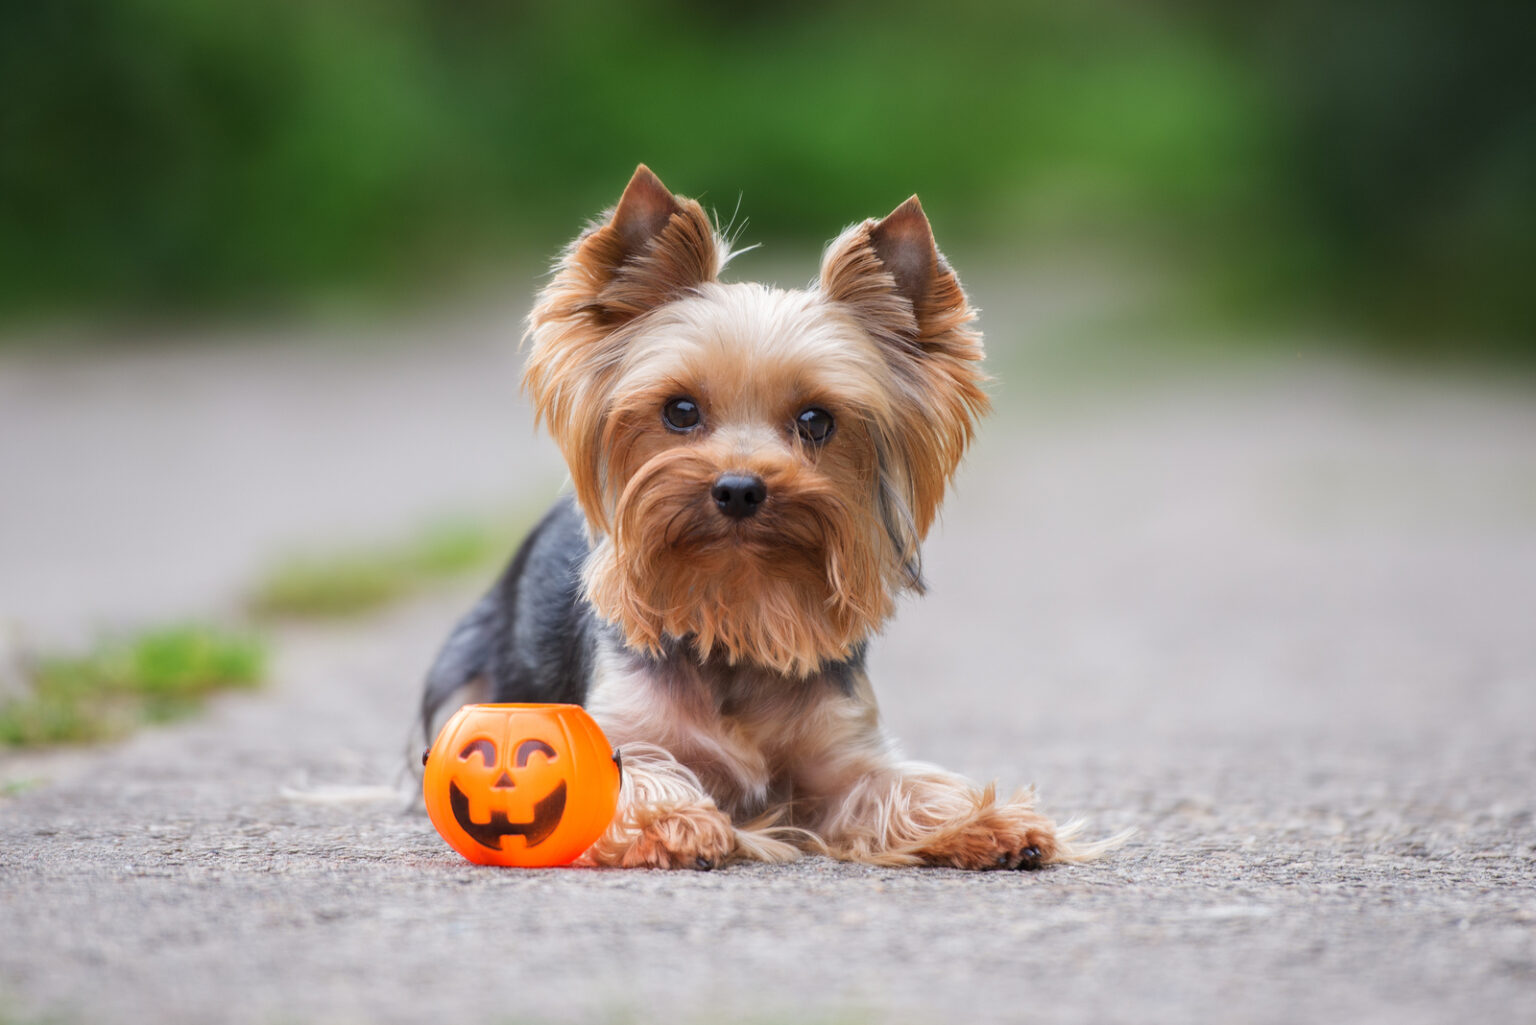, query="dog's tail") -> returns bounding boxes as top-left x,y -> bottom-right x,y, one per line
420,591 -> 498,747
